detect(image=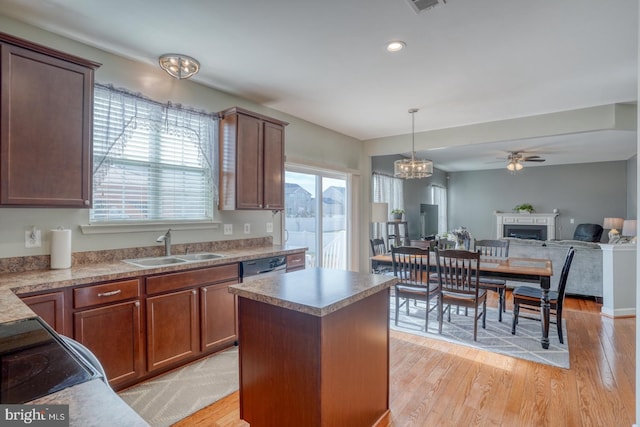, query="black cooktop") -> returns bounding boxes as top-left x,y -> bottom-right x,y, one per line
0,317 -> 100,403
